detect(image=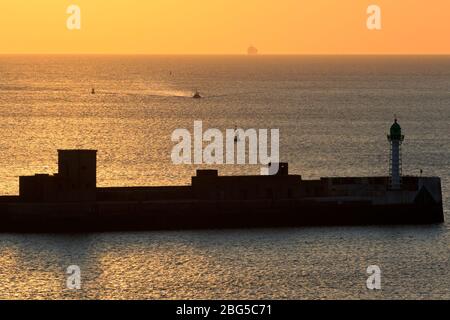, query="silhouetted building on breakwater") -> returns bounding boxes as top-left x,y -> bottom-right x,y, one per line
0,120 -> 444,232
14,154 -> 441,207
19,150 -> 97,202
